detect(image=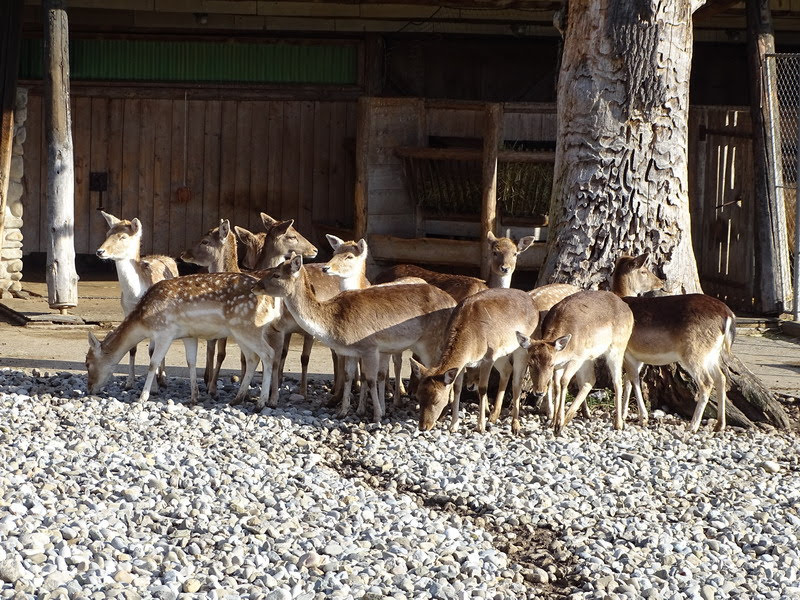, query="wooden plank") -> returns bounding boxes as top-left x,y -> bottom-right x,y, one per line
218,100 -> 237,228
395,146 -> 555,162
480,103 -> 502,279
88,96 -> 108,253
185,100 -> 206,249
120,98 -> 140,222
312,101 -> 331,226
265,100 -> 284,224
202,99 -> 221,234
281,101 -> 301,224
368,234 -> 545,270
168,97 -> 186,257
234,100 -> 252,230
248,100 -> 268,227
298,100 -> 316,236
105,98 -> 124,224
22,94 -> 42,253
328,101 -> 348,225
151,99 -> 172,256
343,100 -> 357,230
72,96 -> 91,254
137,99 -> 156,254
